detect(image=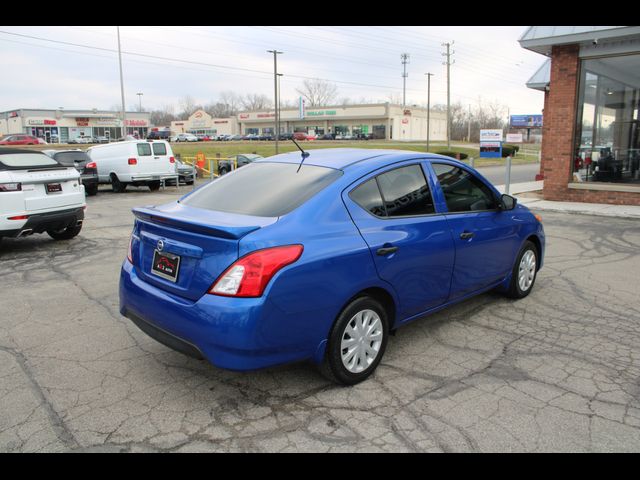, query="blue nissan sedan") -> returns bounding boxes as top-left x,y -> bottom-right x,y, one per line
120,148 -> 544,385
